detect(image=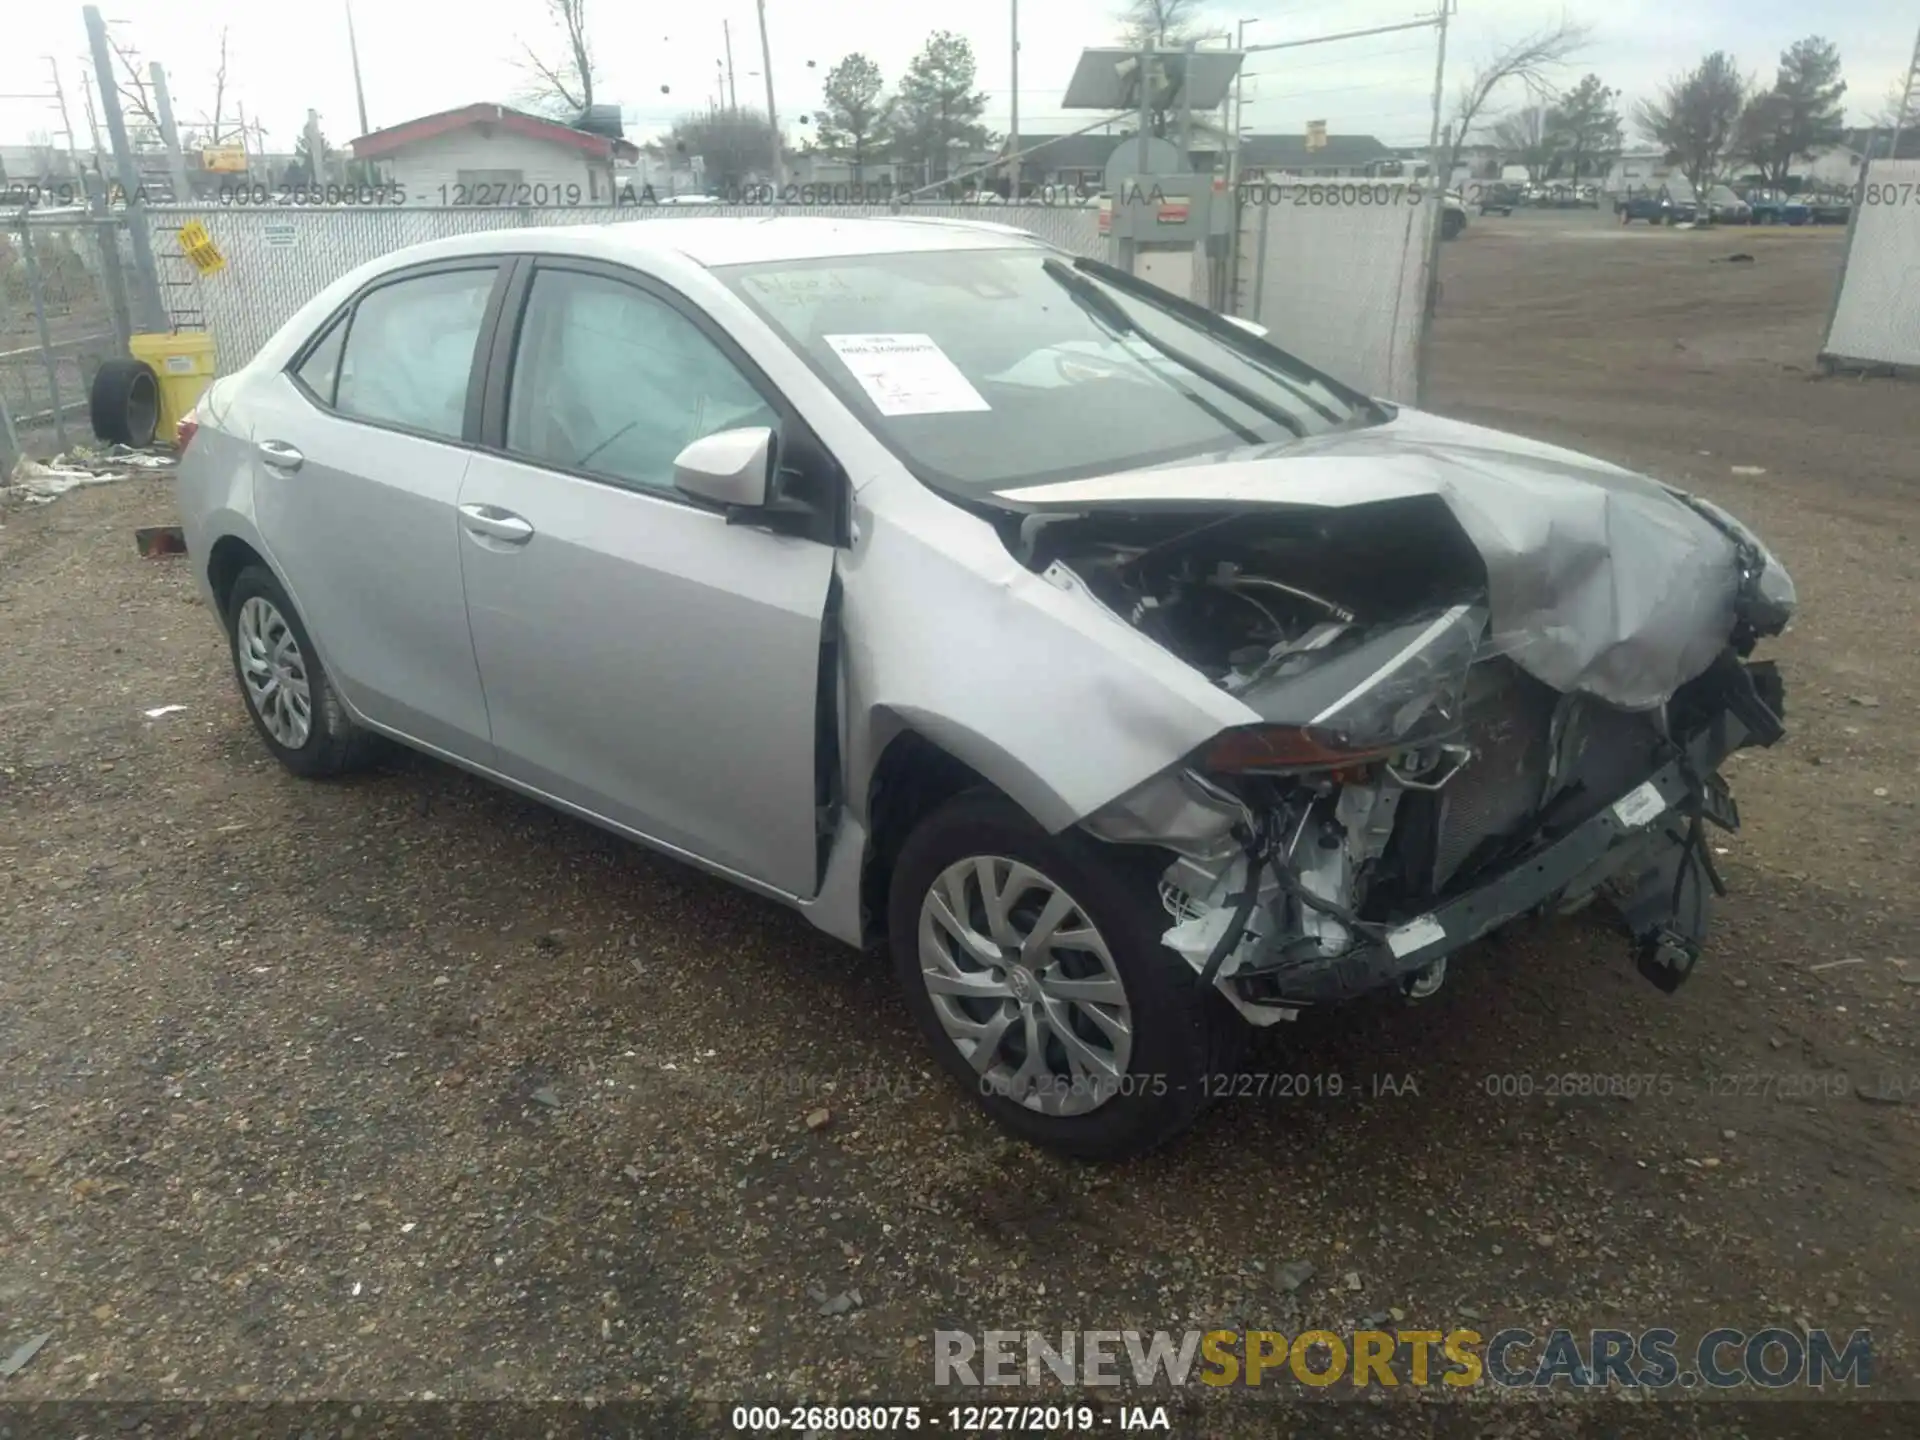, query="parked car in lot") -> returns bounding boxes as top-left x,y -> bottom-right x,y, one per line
1442,190 -> 1468,239
1705,186 -> 1751,224
1473,182 -> 1519,216
1809,193 -> 1852,225
176,217 -> 1794,1158
1618,188 -> 1698,225
1744,189 -> 1811,225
